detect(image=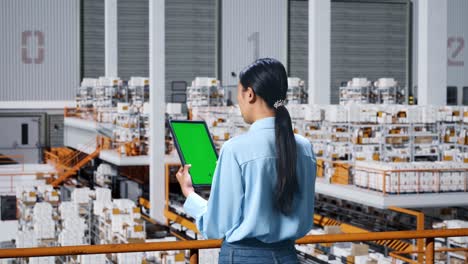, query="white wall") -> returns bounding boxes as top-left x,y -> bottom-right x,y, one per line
413,0 -> 468,104
447,0 -> 468,99
221,0 -> 288,86
0,0 -> 79,102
